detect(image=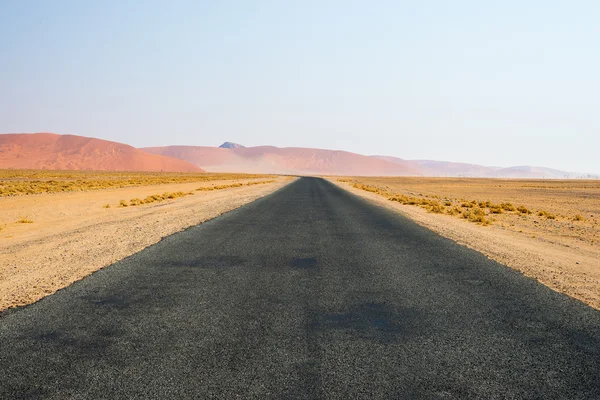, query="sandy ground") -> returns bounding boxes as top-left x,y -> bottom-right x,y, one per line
0,177 -> 291,311
330,178 -> 600,310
